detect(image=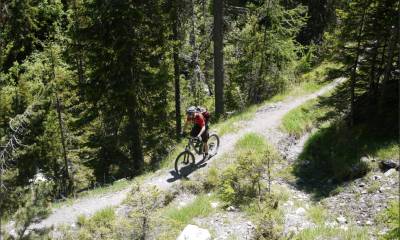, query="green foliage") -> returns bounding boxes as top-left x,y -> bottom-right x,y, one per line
307,204 -> 327,225
163,194 -> 214,232
63,207 -> 134,240
225,0 -> 308,106
202,166 -> 220,191
218,133 -> 279,205
64,184 -> 165,240
377,201 -> 400,240
281,98 -> 330,138
252,196 -> 282,240
76,208 -> 117,240
214,105 -> 257,136
124,184 -> 165,239
0,0 -> 65,70
334,0 -> 399,127
293,225 -> 369,240
1,2 -> 397,239
11,182 -> 53,240
298,61 -> 342,83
